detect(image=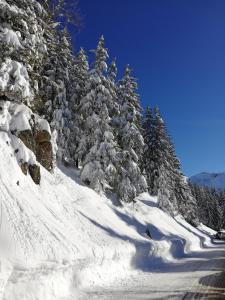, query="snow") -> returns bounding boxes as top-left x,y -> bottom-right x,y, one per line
0,59 -> 32,103
0,27 -> 22,48
10,133 -> 36,165
9,103 -> 32,132
0,101 -> 50,135
0,132 -> 222,299
80,248 -> 225,299
0,101 -> 10,131
37,119 -> 51,134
